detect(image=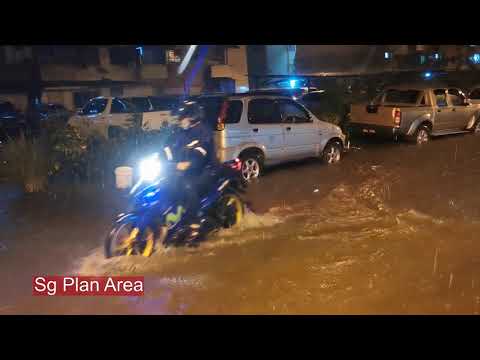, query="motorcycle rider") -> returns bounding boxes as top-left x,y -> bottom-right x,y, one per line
164,101 -> 217,233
